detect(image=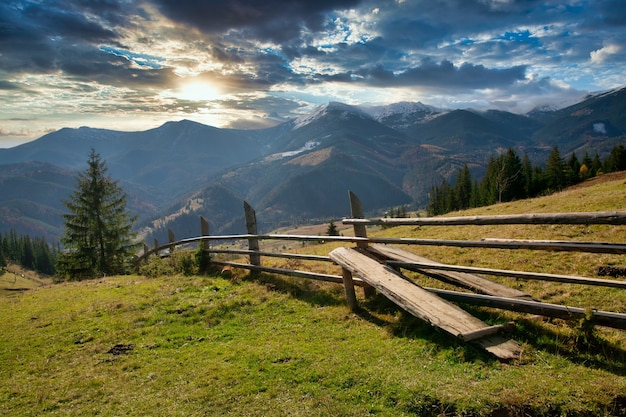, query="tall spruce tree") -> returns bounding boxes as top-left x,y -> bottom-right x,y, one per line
0,232 -> 6,268
545,146 -> 566,191
57,149 -> 137,279
454,165 -> 472,210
